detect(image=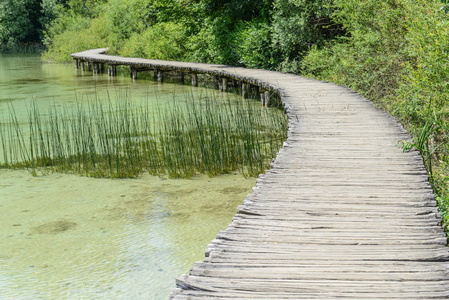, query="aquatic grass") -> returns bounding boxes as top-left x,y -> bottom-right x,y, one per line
0,90 -> 288,178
